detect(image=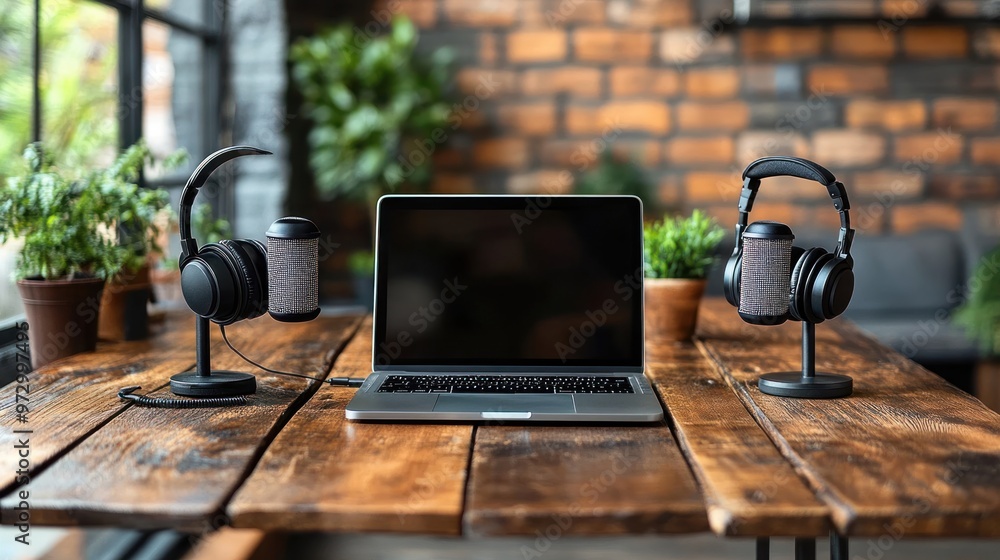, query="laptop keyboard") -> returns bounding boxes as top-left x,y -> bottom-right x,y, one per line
376,375 -> 635,394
